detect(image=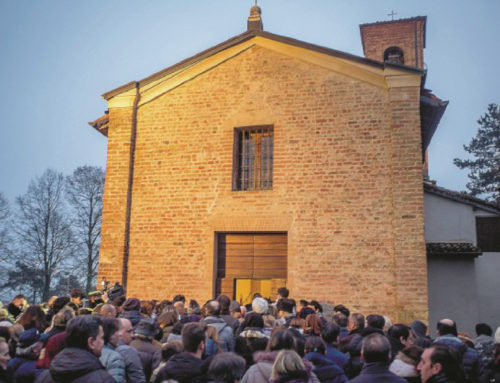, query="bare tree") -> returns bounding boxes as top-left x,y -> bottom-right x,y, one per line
66,165 -> 104,293
0,192 -> 10,262
15,169 -> 74,301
